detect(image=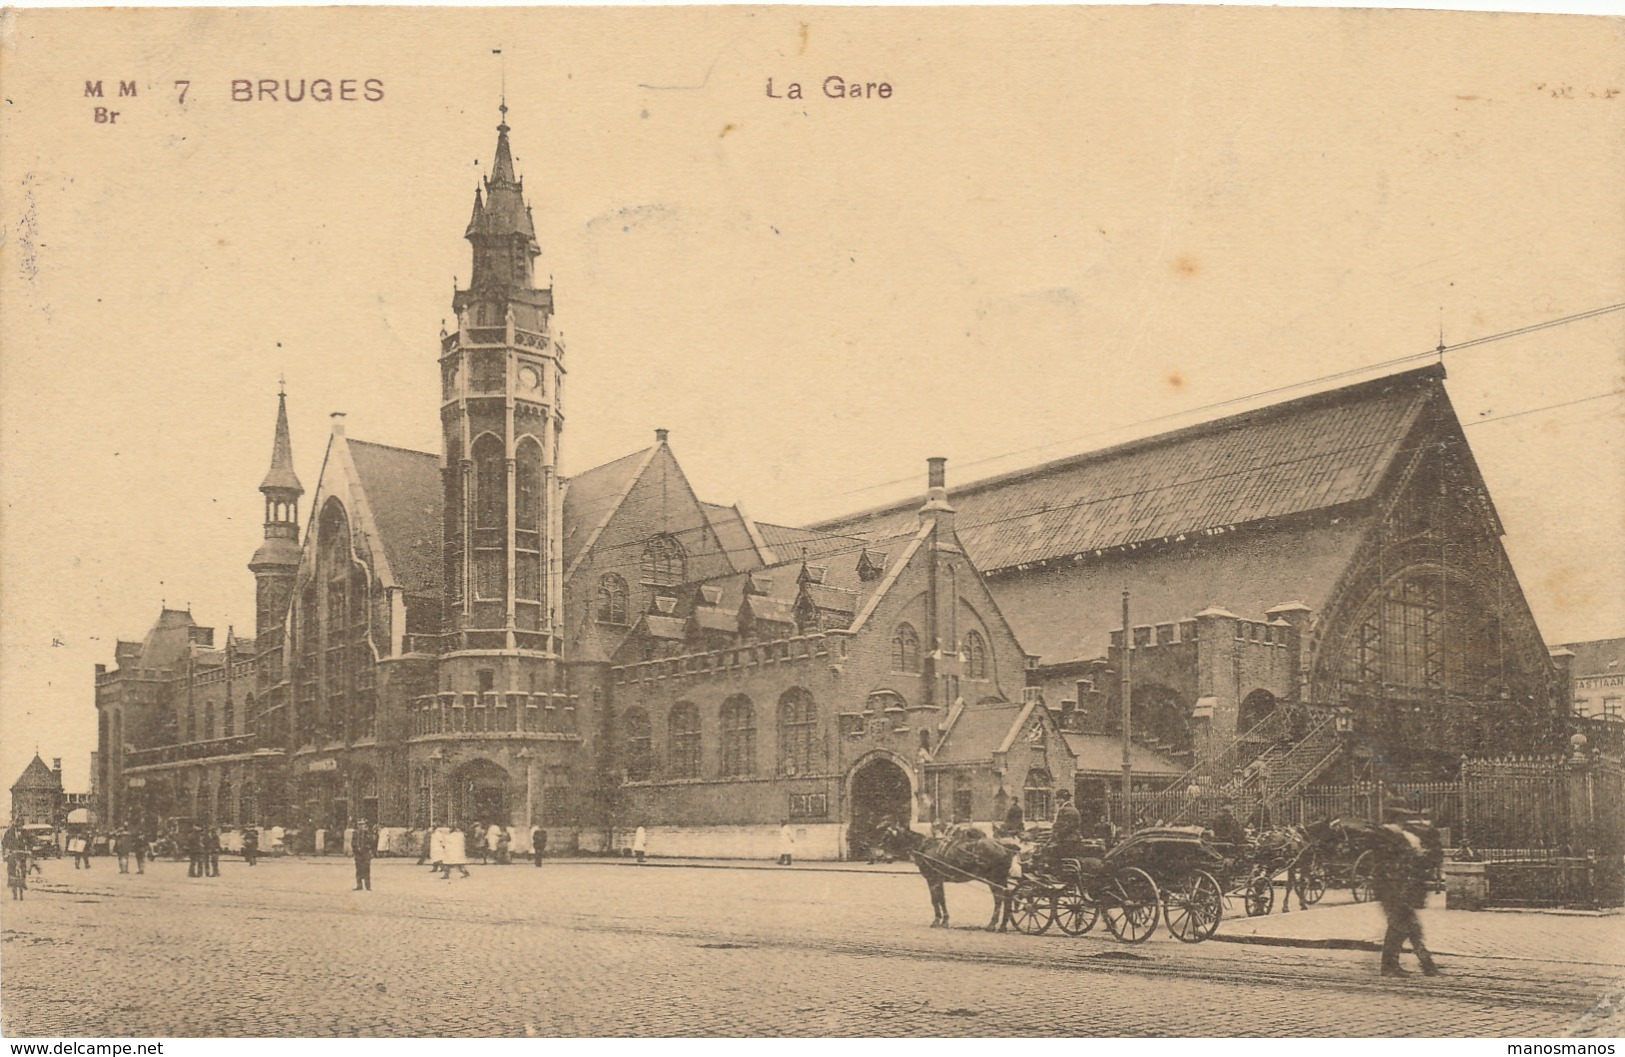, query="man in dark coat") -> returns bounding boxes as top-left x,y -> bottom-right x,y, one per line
1209,805 -> 1246,847
204,827 -> 222,877
186,826 -> 206,878
352,819 -> 375,891
241,826 -> 259,866
999,798 -> 1025,840
1049,789 -> 1086,868
1373,807 -> 1442,977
